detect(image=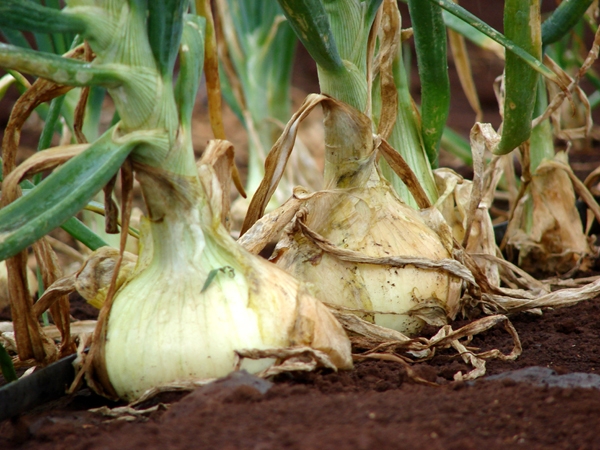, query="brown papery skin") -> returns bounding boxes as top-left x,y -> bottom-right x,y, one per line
272,99 -> 455,336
